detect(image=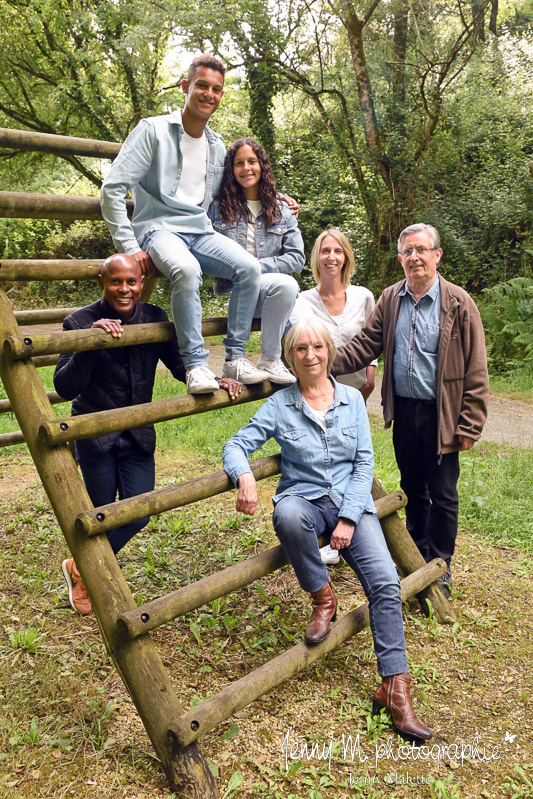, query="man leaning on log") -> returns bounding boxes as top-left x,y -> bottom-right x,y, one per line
54,253 -> 242,615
